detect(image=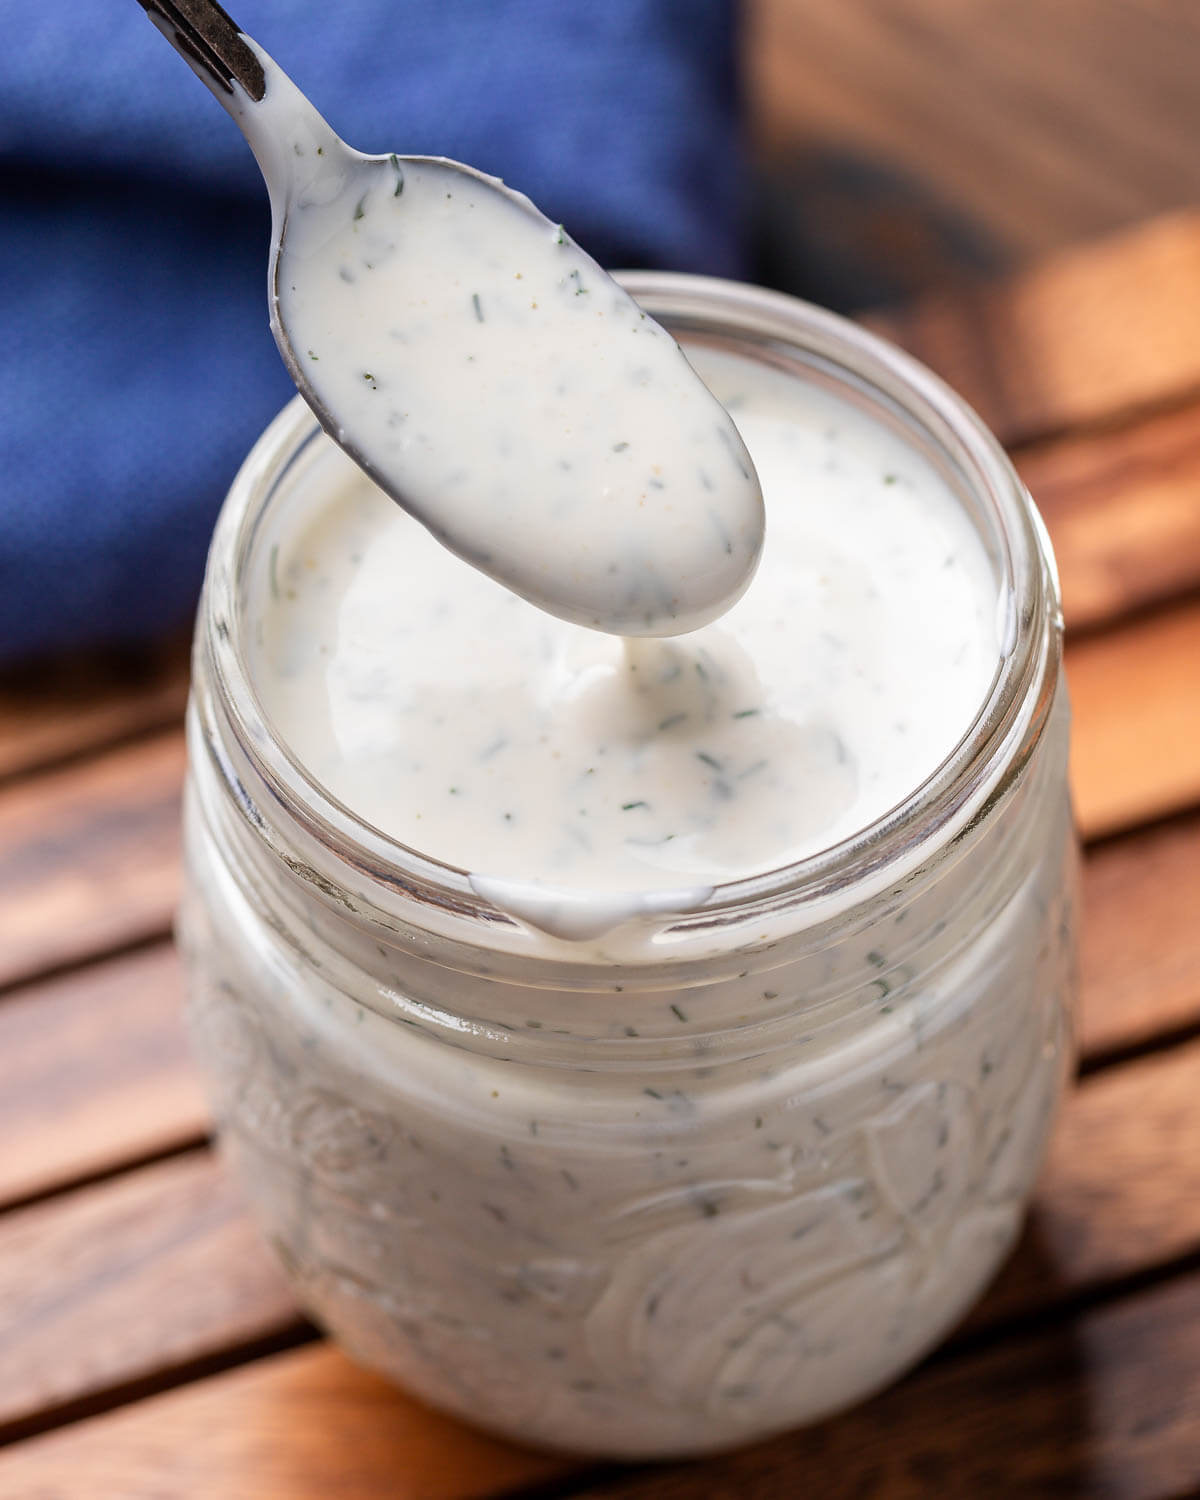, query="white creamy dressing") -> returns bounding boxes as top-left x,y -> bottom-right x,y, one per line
175,24 -> 1075,1461
230,50 -> 765,636
254,345 -> 1001,915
